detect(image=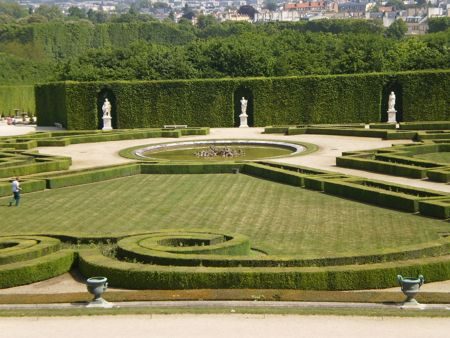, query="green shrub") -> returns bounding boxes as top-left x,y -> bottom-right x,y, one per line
418,198 -> 450,219
305,127 -> 390,138
45,164 -> 141,189
78,248 -> 450,290
242,163 -> 304,187
322,178 -> 445,212
0,236 -> 61,265
140,163 -> 243,174
0,85 -> 35,116
336,155 -> 428,179
0,250 -> 75,289
400,121 -> 450,130
427,167 -> 450,183
0,154 -> 71,179
117,231 -> 252,267
263,126 -> 293,134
